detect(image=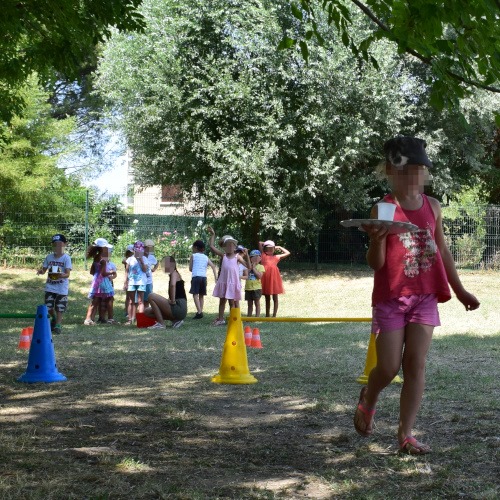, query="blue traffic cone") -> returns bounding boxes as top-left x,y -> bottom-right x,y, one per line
17,305 -> 67,383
